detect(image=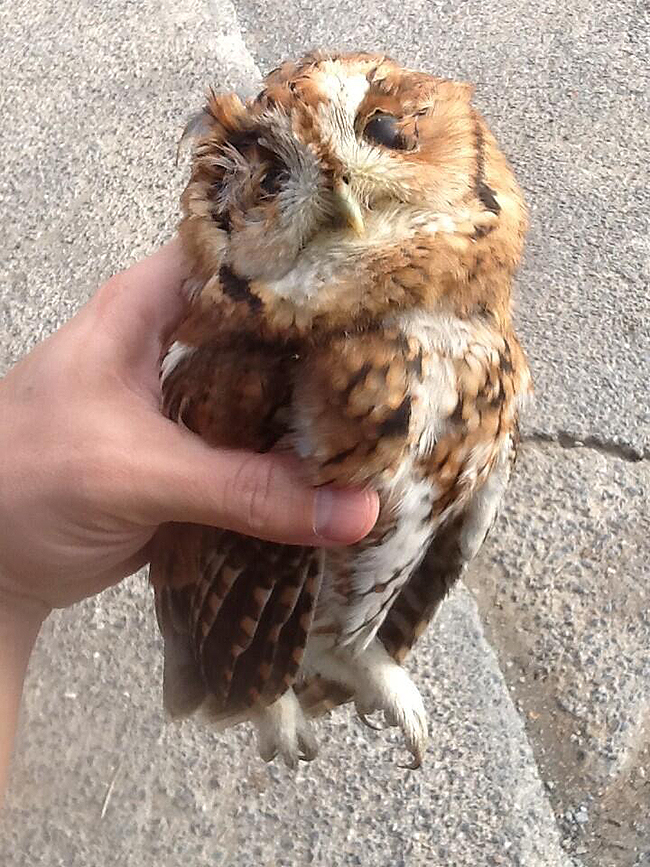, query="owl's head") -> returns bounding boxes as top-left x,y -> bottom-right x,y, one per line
179,52 -> 526,334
